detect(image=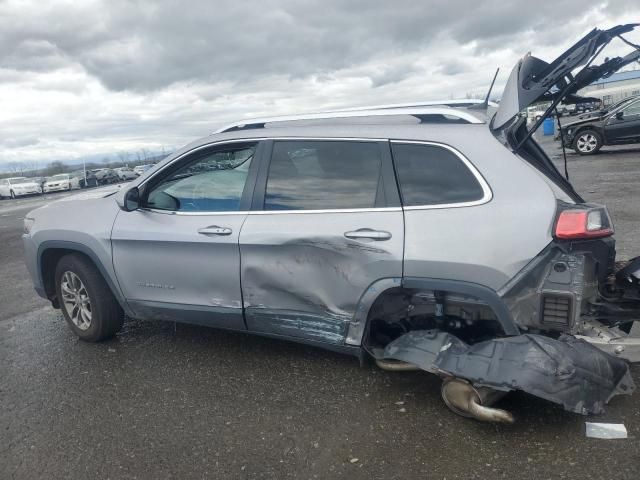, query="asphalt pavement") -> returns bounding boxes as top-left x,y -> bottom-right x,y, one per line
1,143 -> 640,479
